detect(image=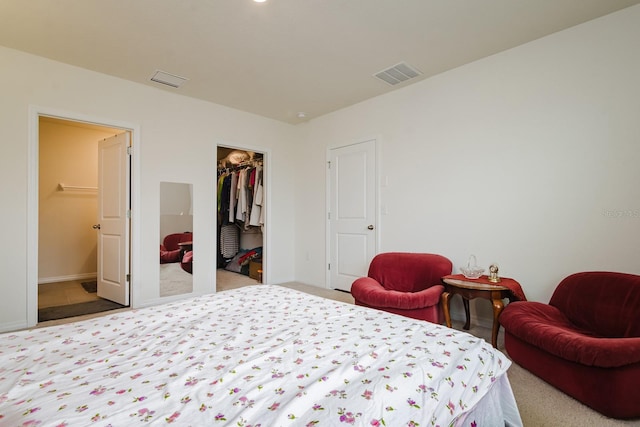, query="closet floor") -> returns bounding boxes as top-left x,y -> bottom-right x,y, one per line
38,280 -> 100,309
